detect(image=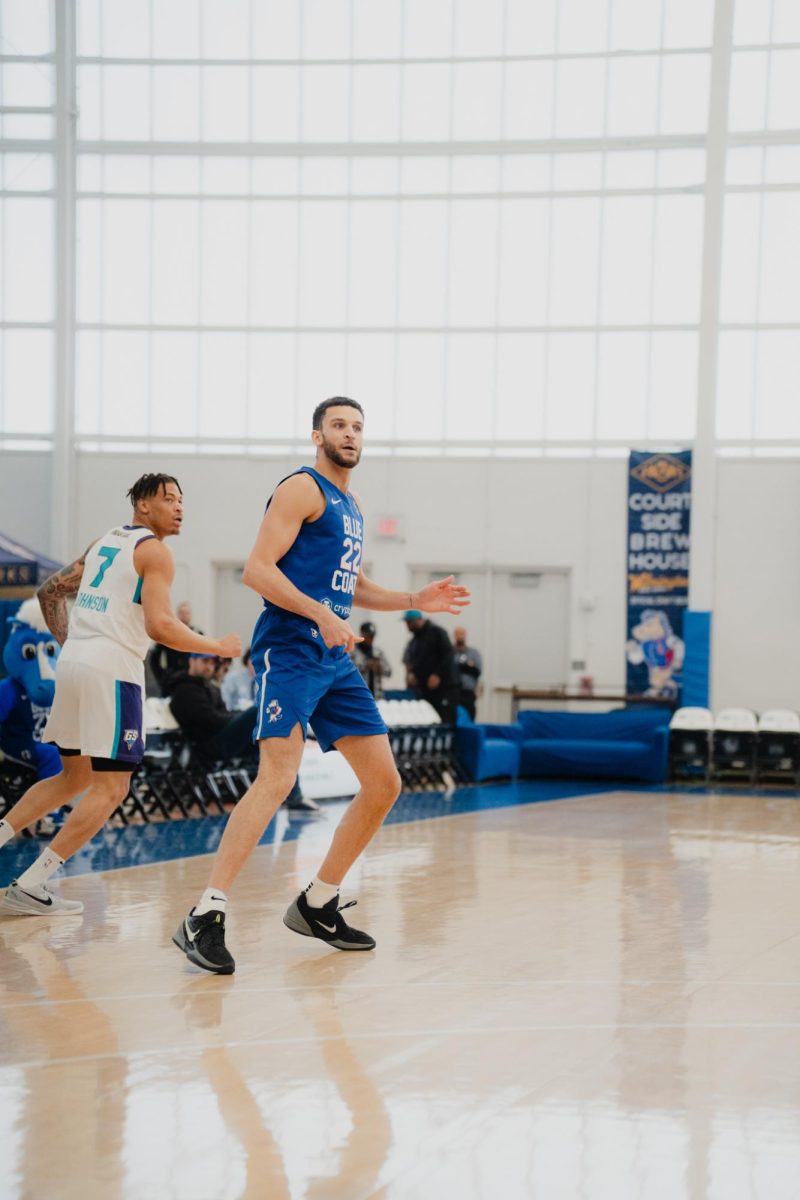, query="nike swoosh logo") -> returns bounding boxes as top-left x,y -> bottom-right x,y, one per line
18,886 -> 53,907
185,919 -> 197,943
317,921 -> 337,933
331,498 -> 342,505
211,895 -> 225,902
